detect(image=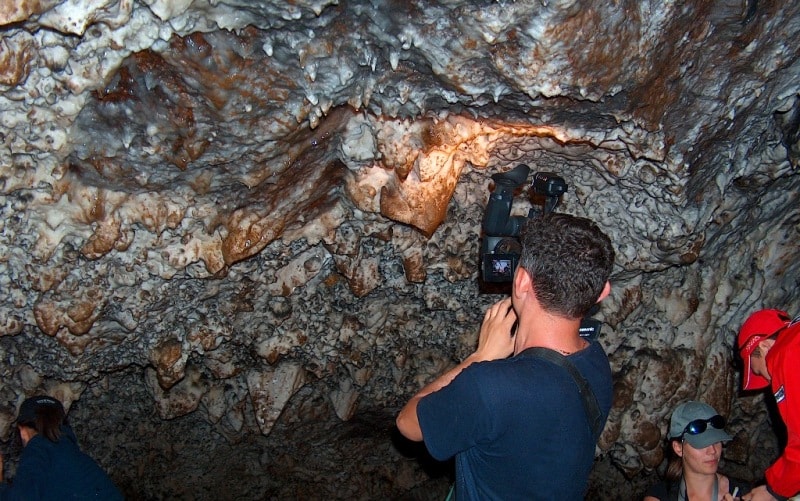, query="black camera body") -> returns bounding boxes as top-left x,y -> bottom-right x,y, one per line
479,165 -> 602,341
480,165 -> 567,284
